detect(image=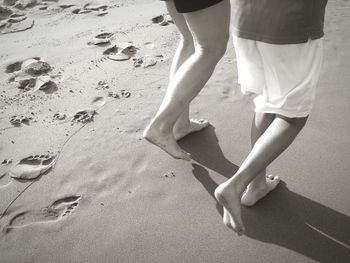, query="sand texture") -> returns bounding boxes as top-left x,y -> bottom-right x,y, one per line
0,0 -> 349,262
